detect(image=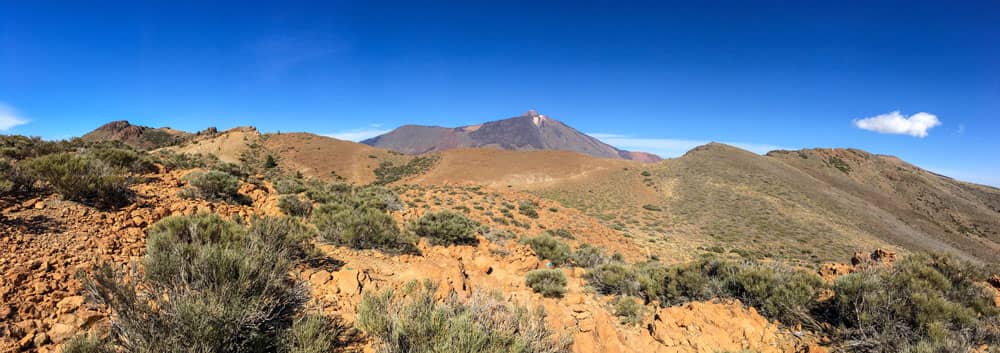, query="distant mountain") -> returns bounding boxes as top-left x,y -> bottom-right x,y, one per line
81,120 -> 192,150
361,110 -> 662,162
